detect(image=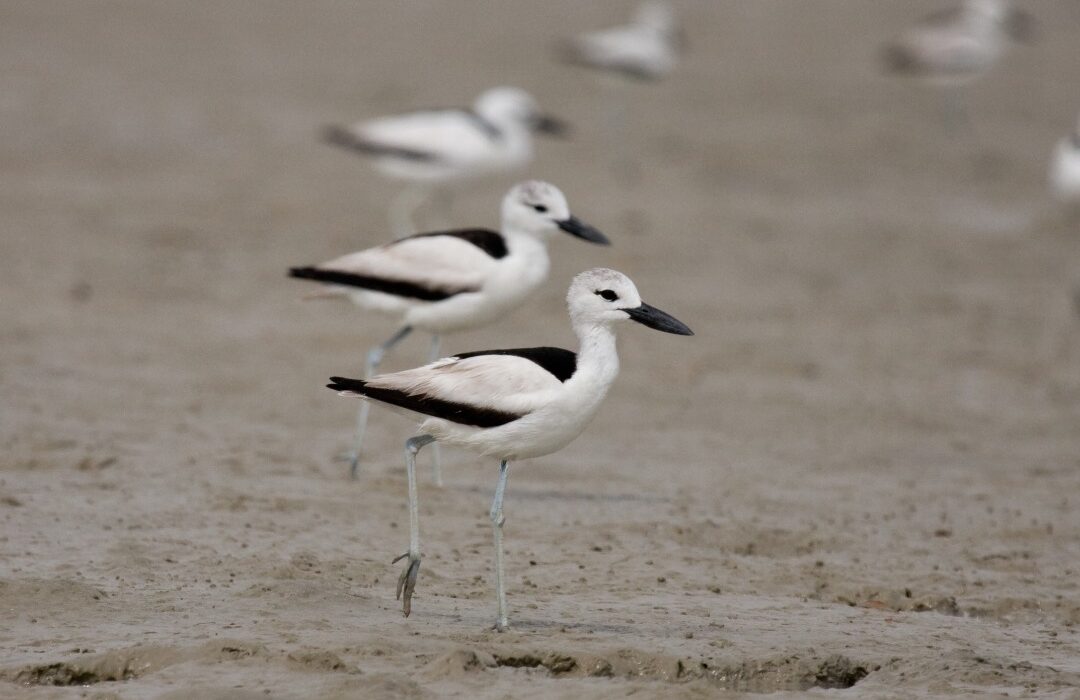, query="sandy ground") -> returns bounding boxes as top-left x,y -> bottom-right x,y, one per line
3,1 -> 1080,697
